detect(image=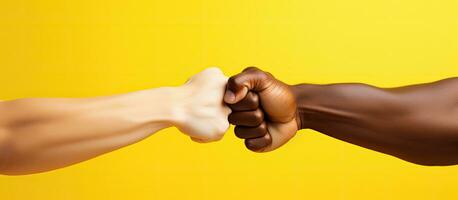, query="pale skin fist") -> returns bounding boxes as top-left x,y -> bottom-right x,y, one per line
173,67 -> 231,143
224,67 -> 299,152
